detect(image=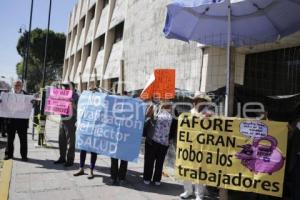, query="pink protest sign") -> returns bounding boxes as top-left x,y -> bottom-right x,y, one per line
45,99 -> 71,115
50,88 -> 73,100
